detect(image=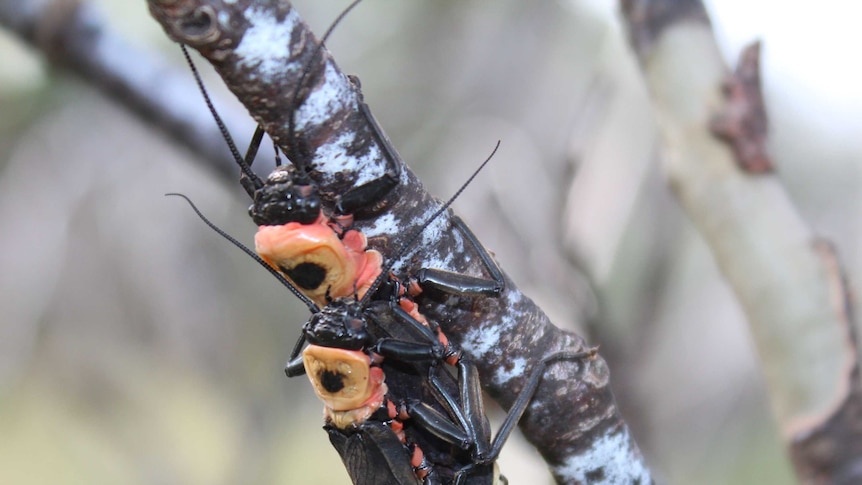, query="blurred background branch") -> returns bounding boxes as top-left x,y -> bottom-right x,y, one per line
621,0 -> 862,482
0,0 -> 250,178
